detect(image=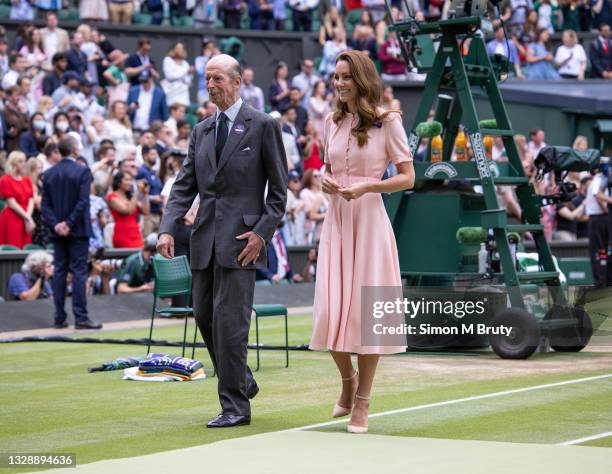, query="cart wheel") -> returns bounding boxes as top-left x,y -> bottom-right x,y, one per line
549,306 -> 592,352
489,308 -> 541,359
